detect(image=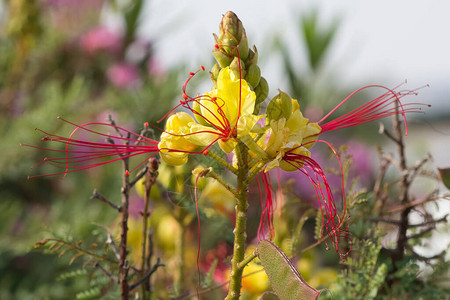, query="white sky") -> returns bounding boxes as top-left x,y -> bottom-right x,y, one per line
136,0 -> 450,116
